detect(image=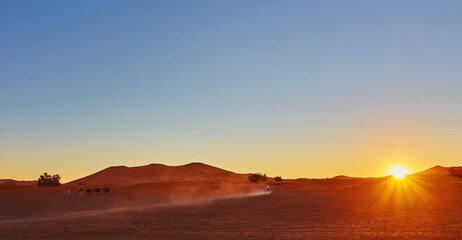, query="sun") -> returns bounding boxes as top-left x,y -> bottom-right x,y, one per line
389,166 -> 409,179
